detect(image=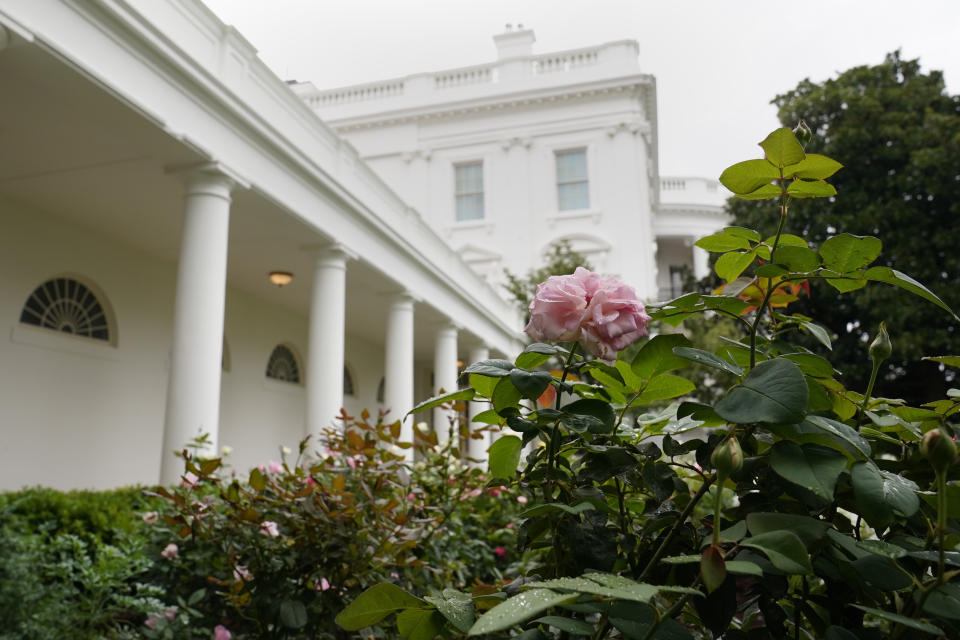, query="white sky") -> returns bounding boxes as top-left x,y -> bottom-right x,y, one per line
202,0 -> 960,179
